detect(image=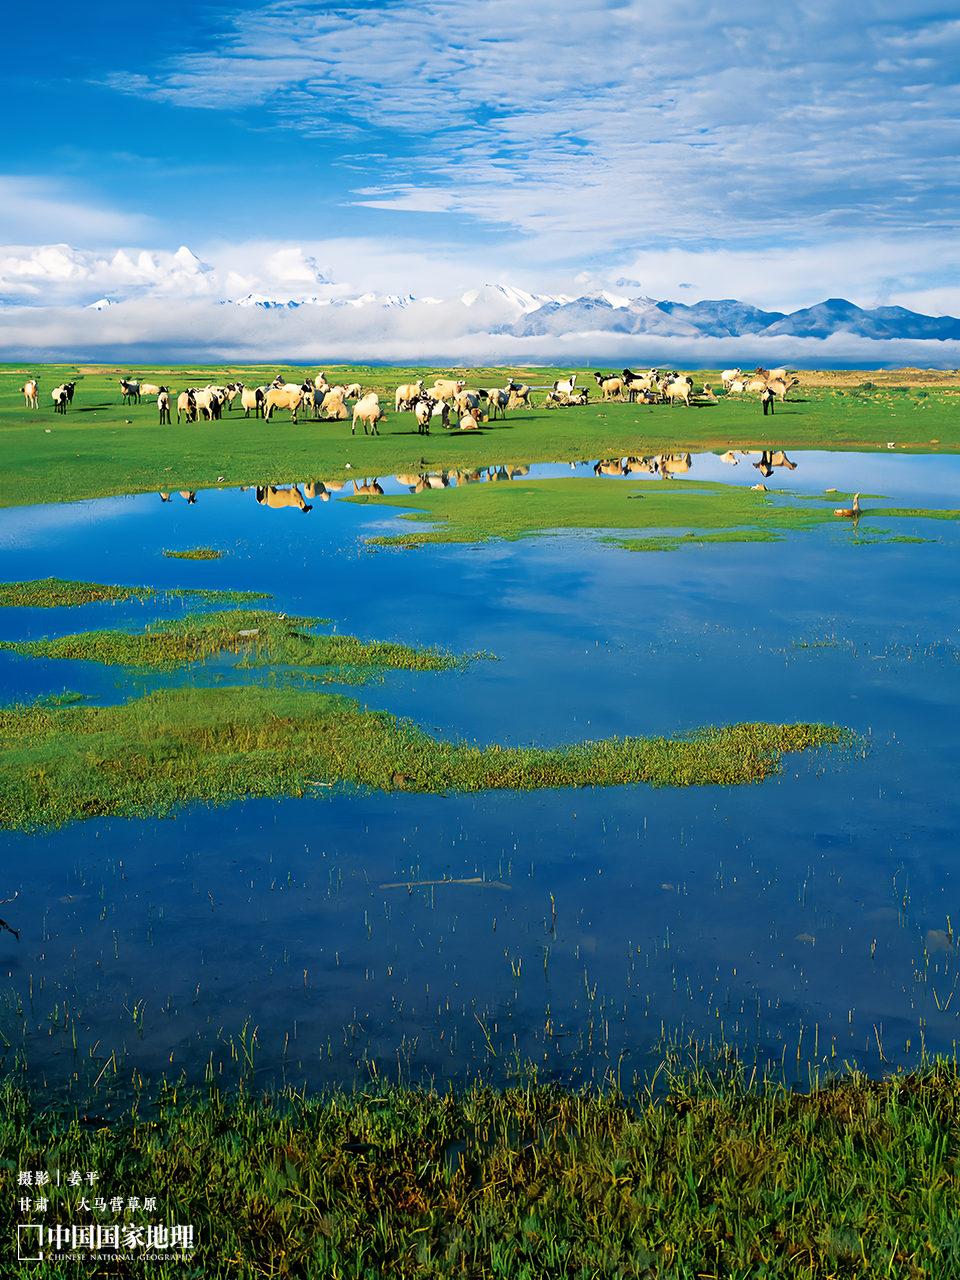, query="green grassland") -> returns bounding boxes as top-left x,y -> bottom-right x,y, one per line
0,683 -> 847,830
359,478 -> 960,550
1,362 -> 958,510
5,1058 -> 960,1278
